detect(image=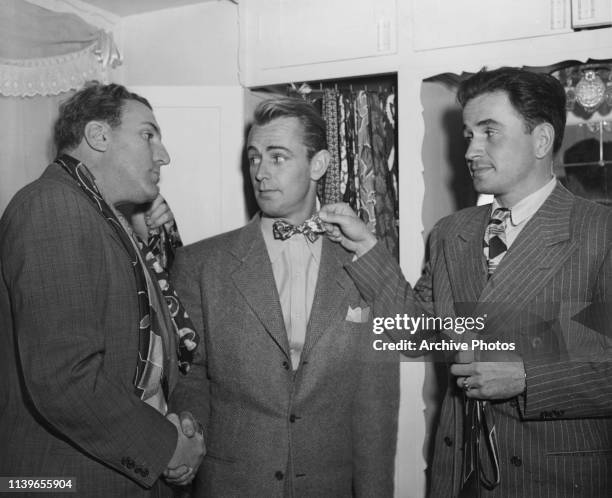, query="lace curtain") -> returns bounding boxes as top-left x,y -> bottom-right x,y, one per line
0,0 -> 121,214
0,0 -> 120,97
